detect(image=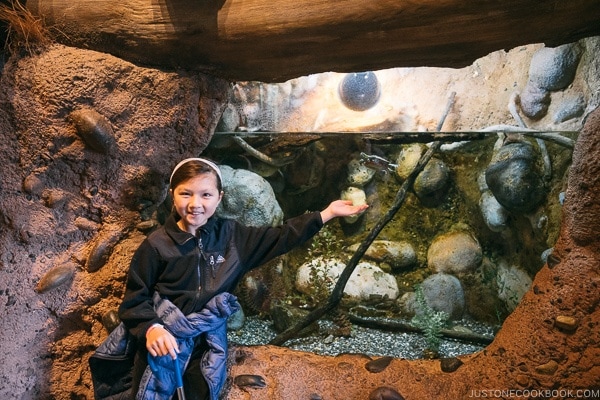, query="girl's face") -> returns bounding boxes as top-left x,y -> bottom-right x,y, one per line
172,173 -> 223,234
